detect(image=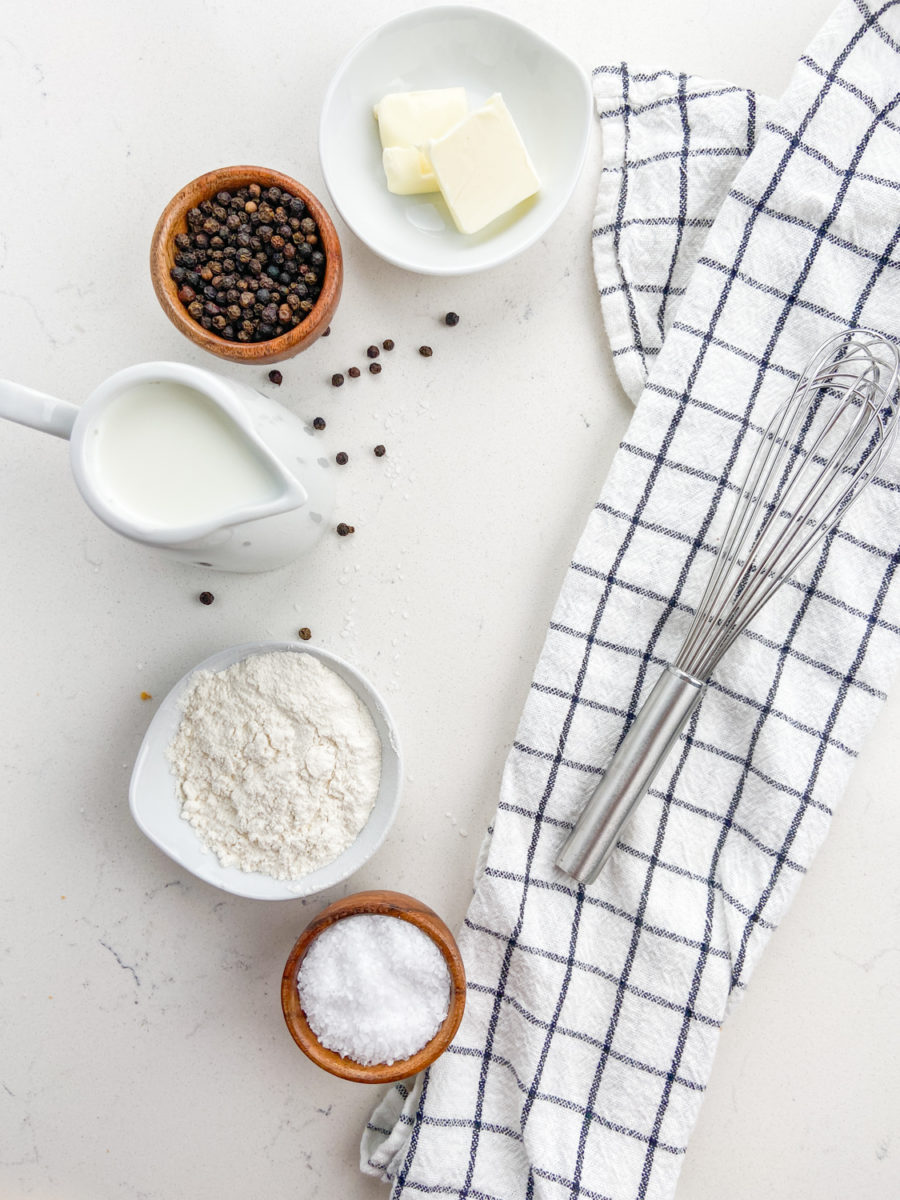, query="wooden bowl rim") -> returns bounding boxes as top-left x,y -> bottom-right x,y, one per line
149,164 -> 342,365
281,889 -> 467,1084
